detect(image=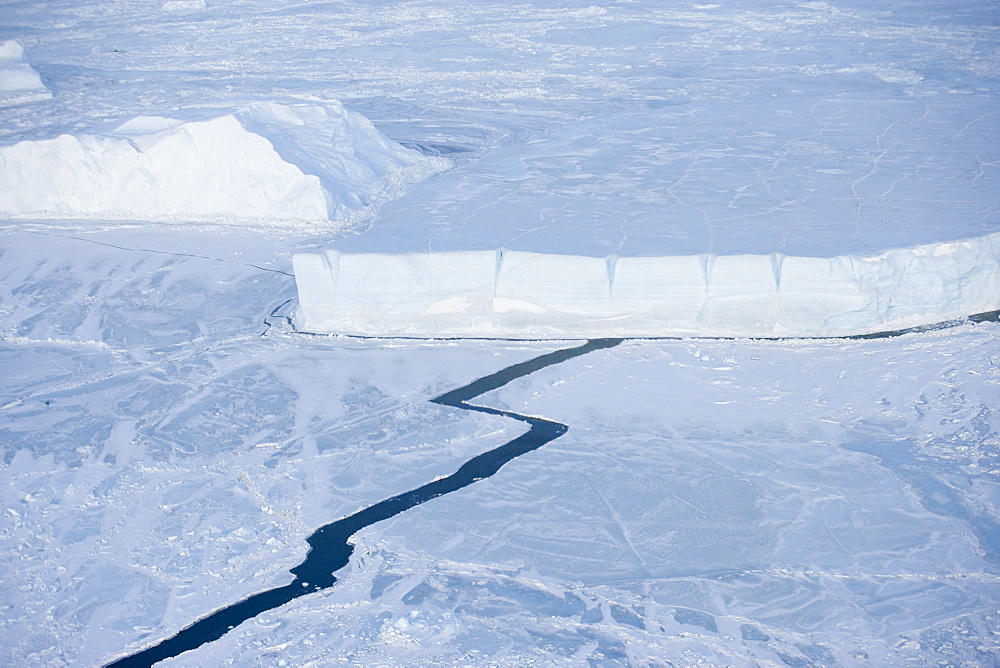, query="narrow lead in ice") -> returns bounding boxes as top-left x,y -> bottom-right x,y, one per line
293,233 -> 1000,339
0,40 -> 52,108
0,100 -> 449,226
